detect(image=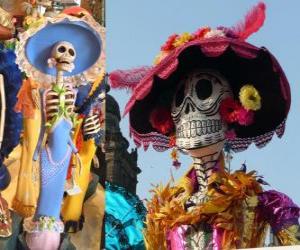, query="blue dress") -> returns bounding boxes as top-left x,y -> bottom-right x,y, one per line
35,118 -> 75,220
32,87 -> 77,222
